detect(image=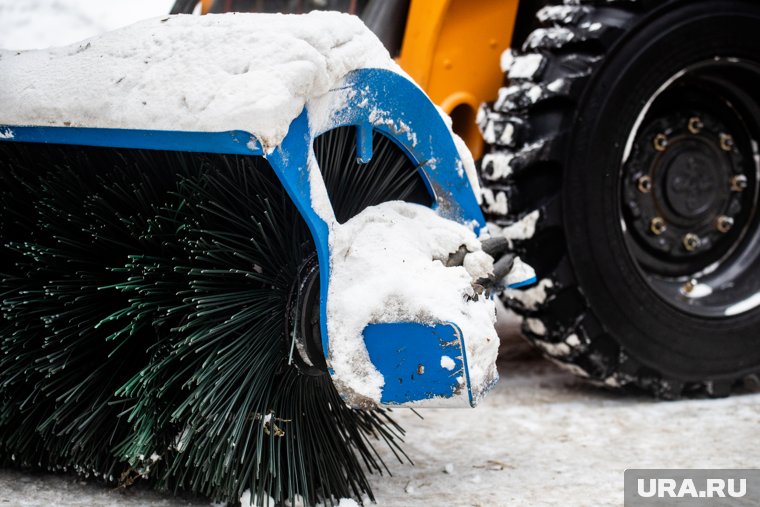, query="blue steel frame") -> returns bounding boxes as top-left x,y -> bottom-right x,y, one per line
0,68 -> 533,406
